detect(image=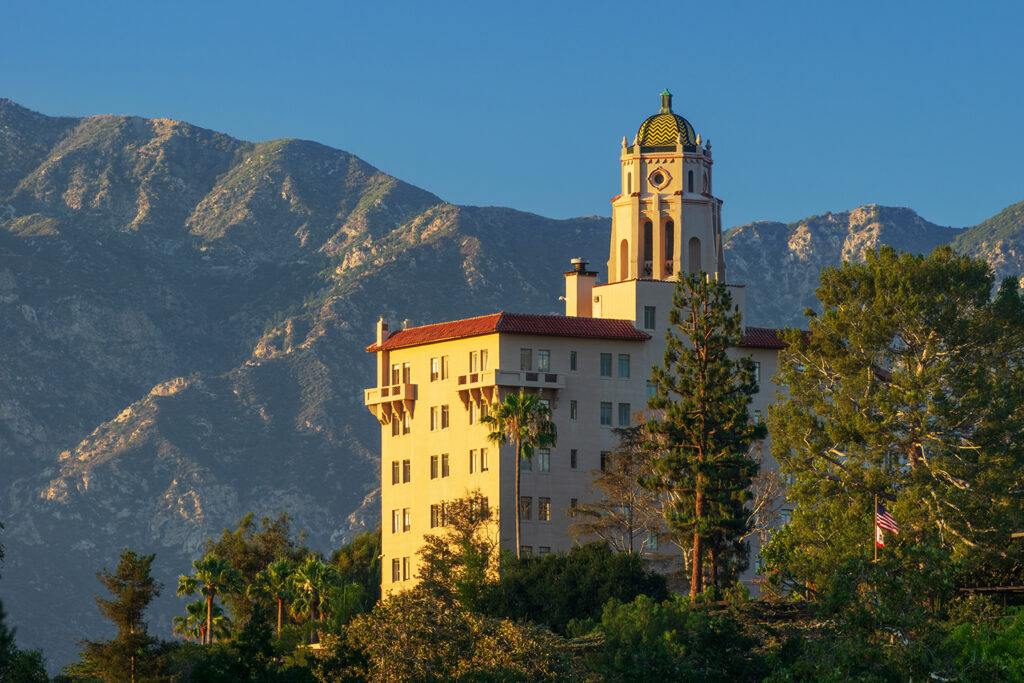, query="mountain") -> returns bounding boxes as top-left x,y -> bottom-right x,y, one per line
1,98 -> 1023,670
